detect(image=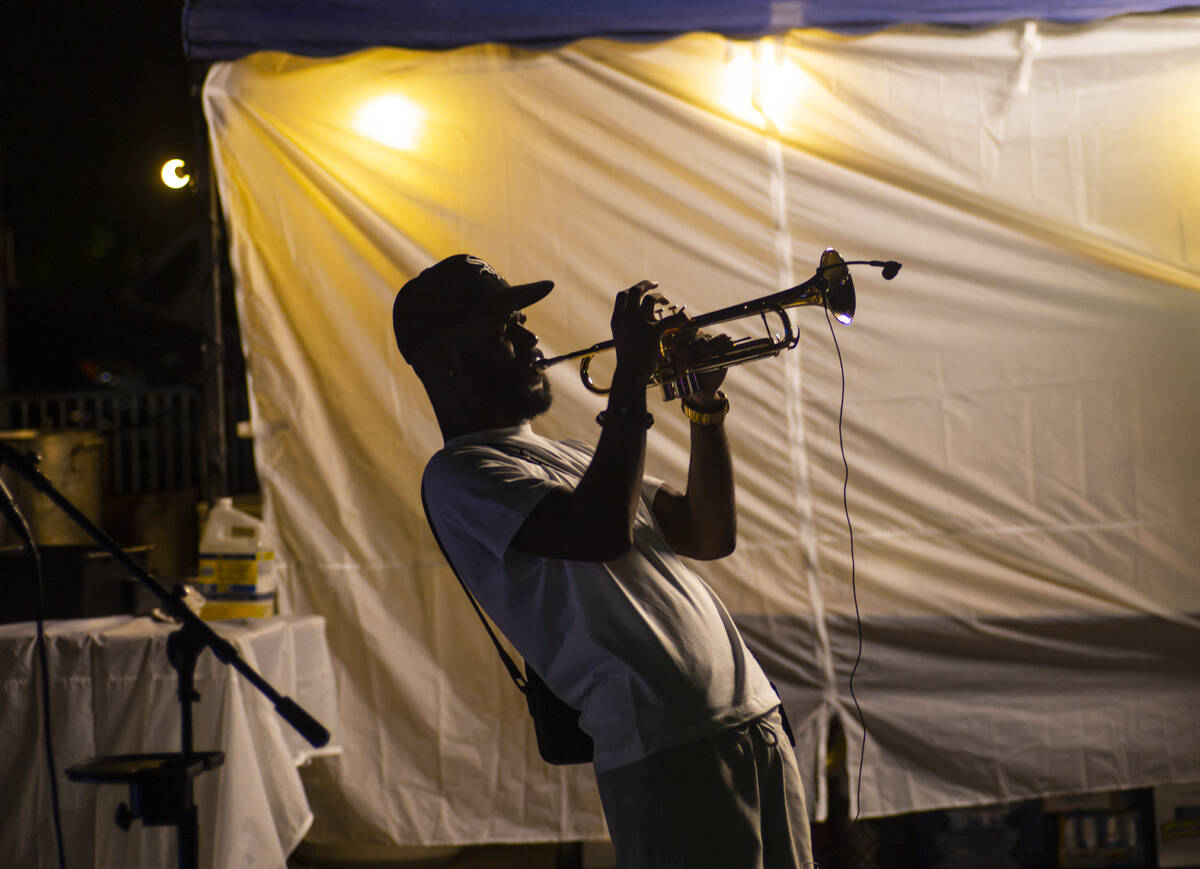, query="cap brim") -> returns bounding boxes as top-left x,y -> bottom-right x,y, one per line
503,280 -> 554,311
